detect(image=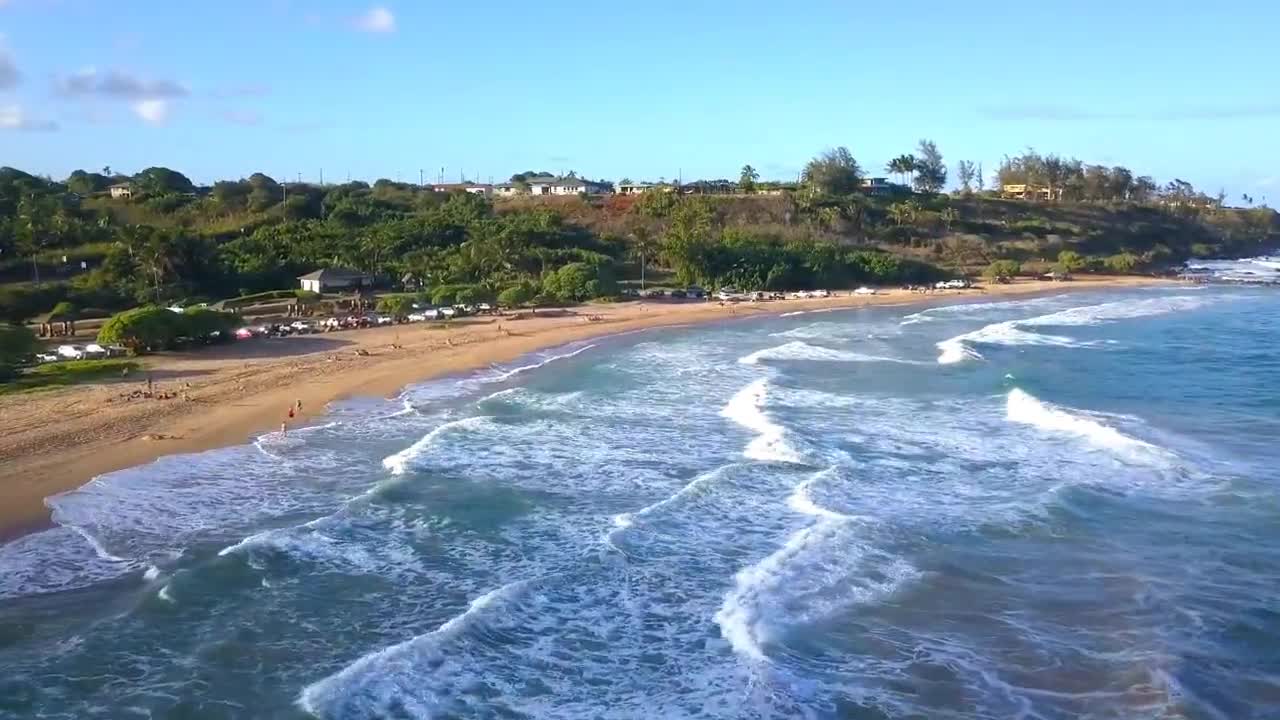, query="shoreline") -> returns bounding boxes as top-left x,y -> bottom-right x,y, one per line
0,276 -> 1174,542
